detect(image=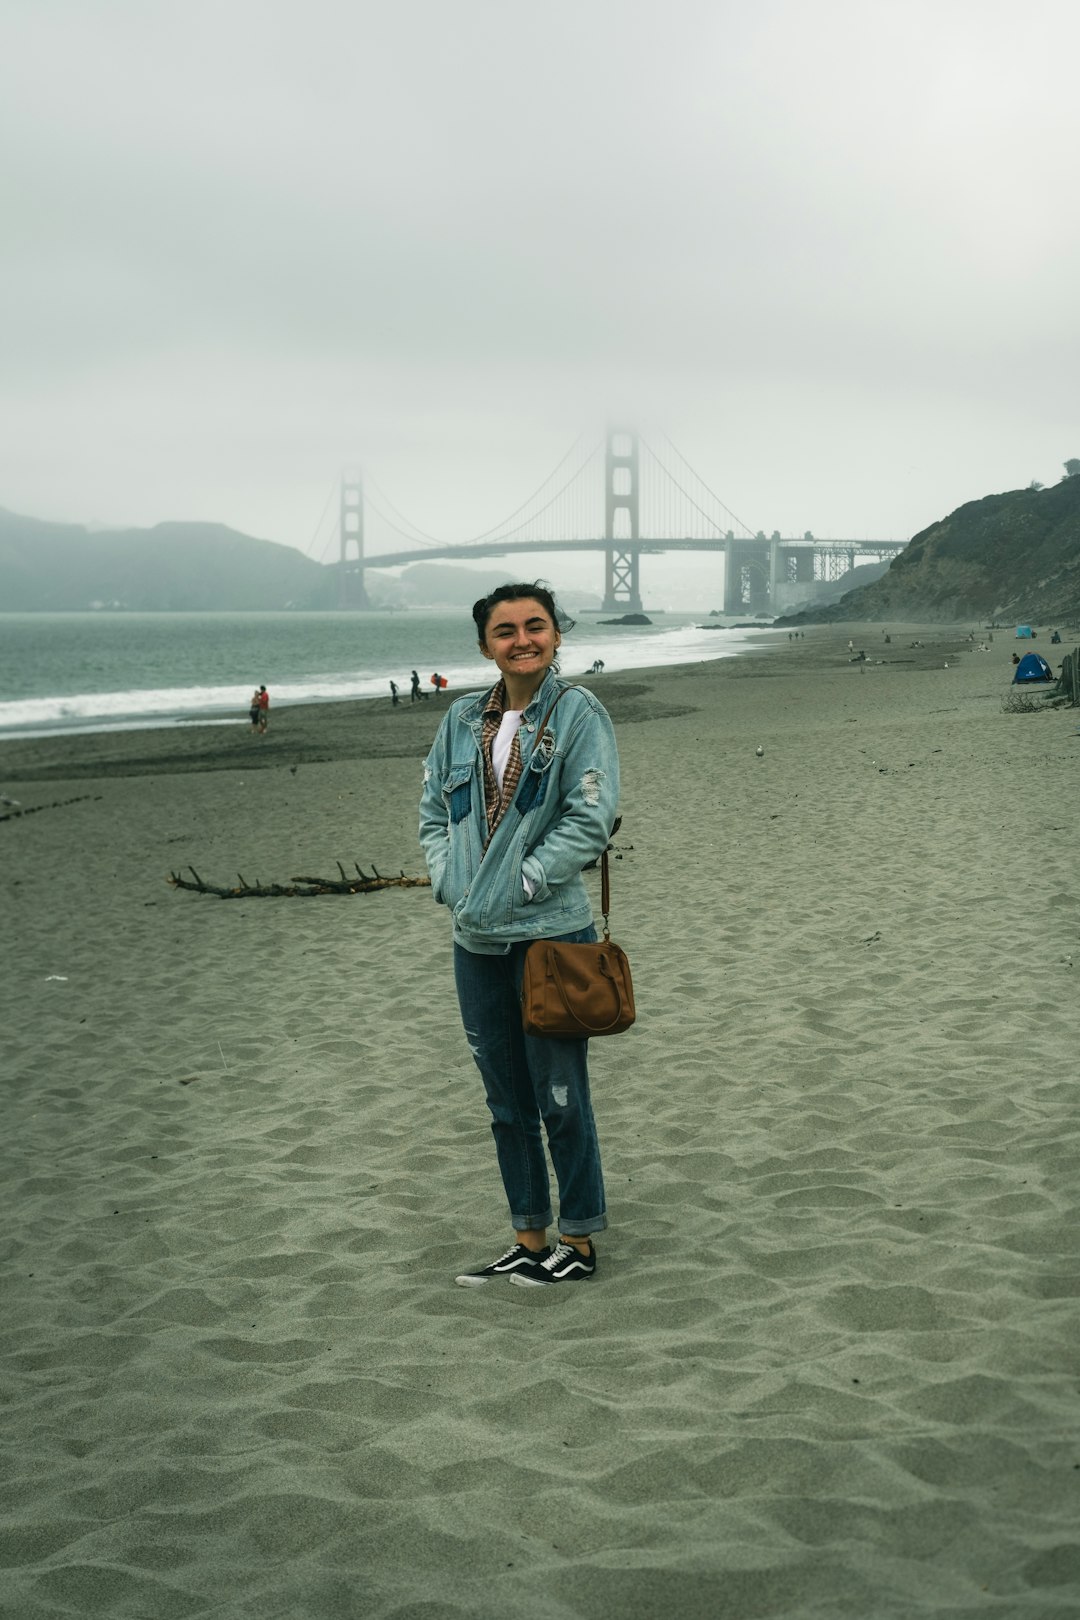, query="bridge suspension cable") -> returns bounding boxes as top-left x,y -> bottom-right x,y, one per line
639,434 -> 757,539
363,473 -> 446,548
332,426 -> 764,561
308,479 -> 342,565
461,435 -> 604,546
341,435 -> 605,555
